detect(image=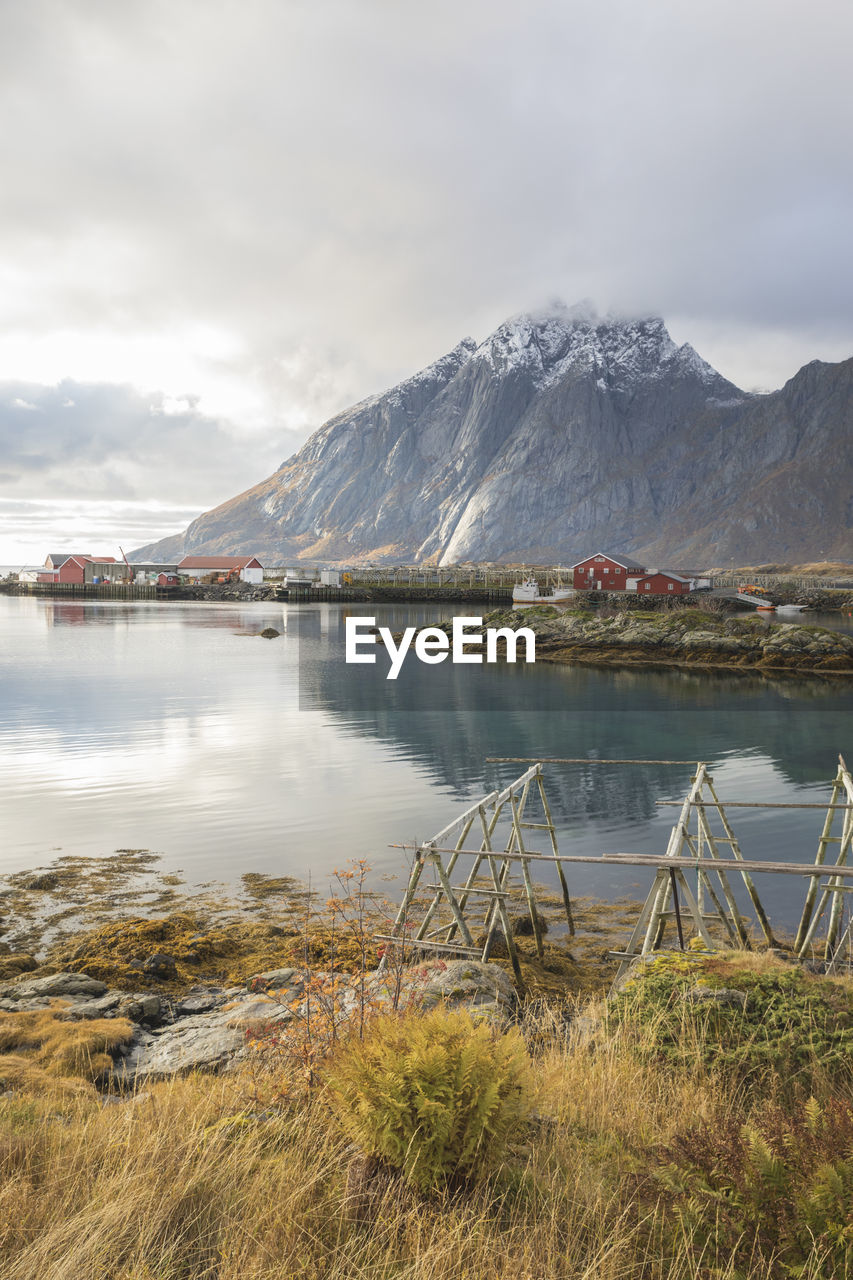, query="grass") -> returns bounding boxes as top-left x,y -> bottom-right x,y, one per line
0,1007 -> 135,1083
0,952 -> 850,1279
